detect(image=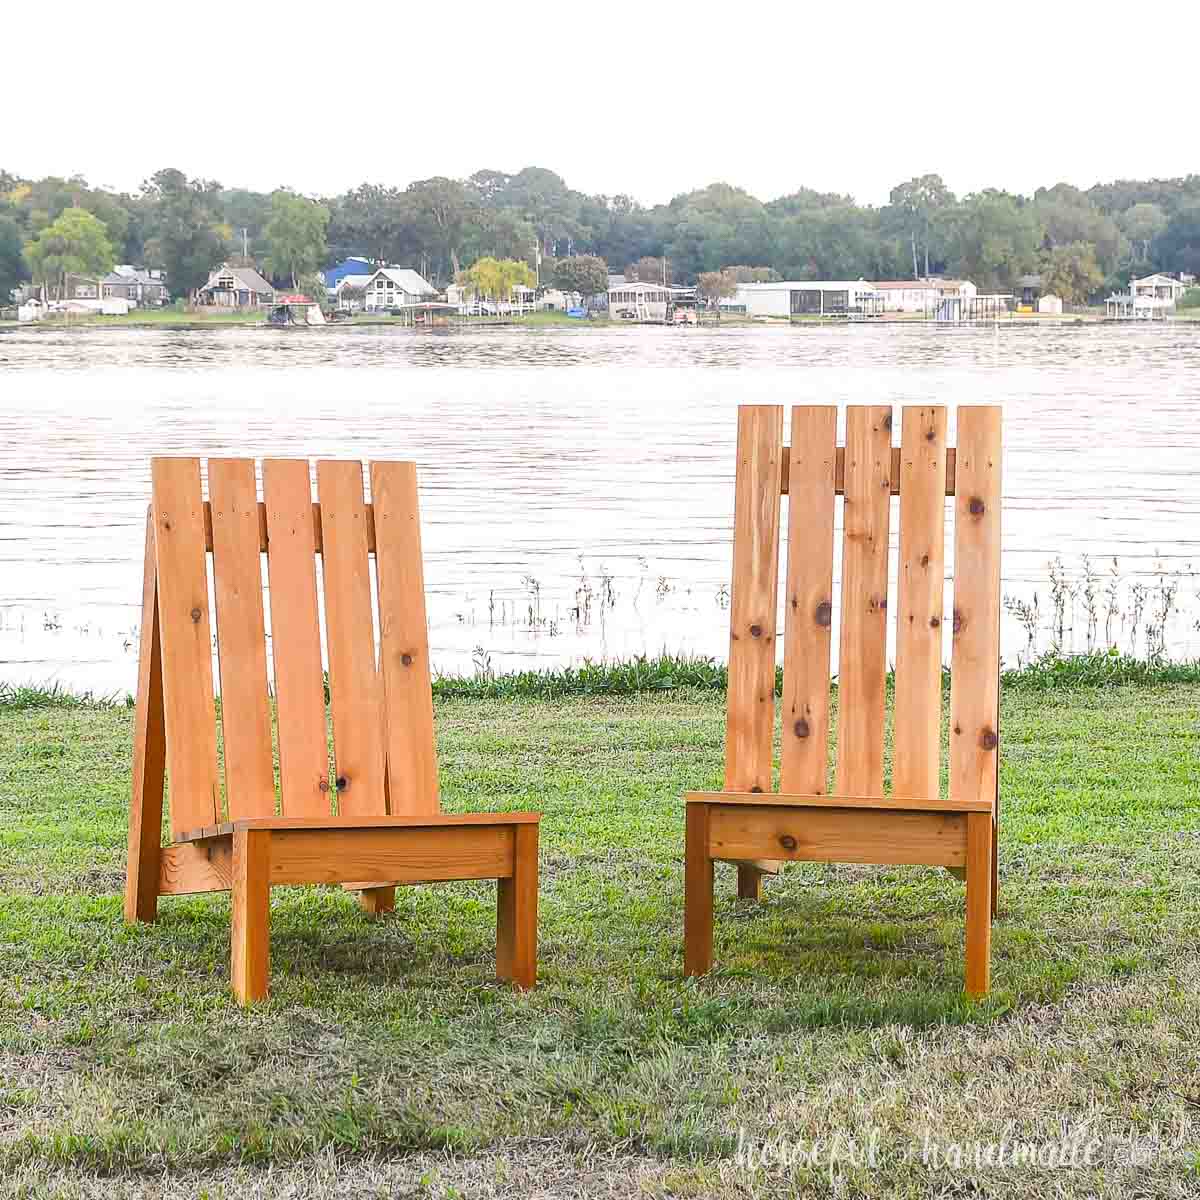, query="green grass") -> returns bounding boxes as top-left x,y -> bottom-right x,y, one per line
1,680 -> 1199,1196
